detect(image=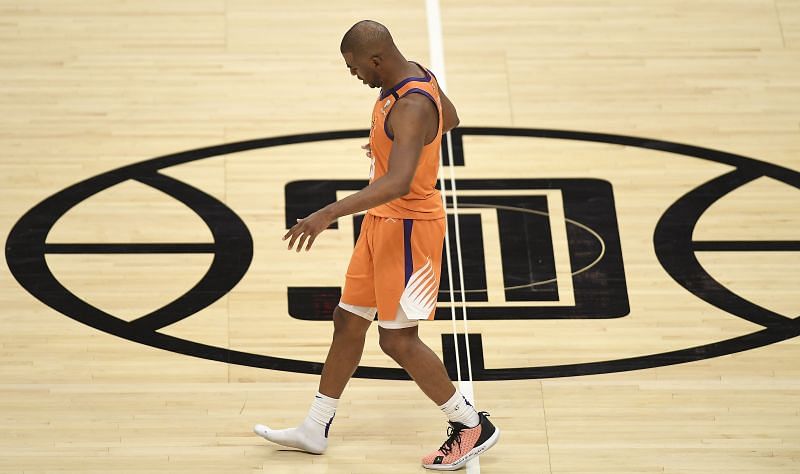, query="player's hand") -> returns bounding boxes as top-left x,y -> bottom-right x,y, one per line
361,143 -> 372,159
283,208 -> 335,252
